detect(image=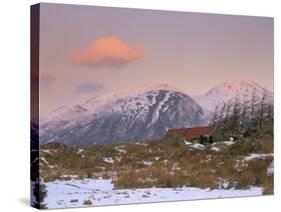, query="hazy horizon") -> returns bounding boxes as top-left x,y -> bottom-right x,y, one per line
38,3 -> 274,116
